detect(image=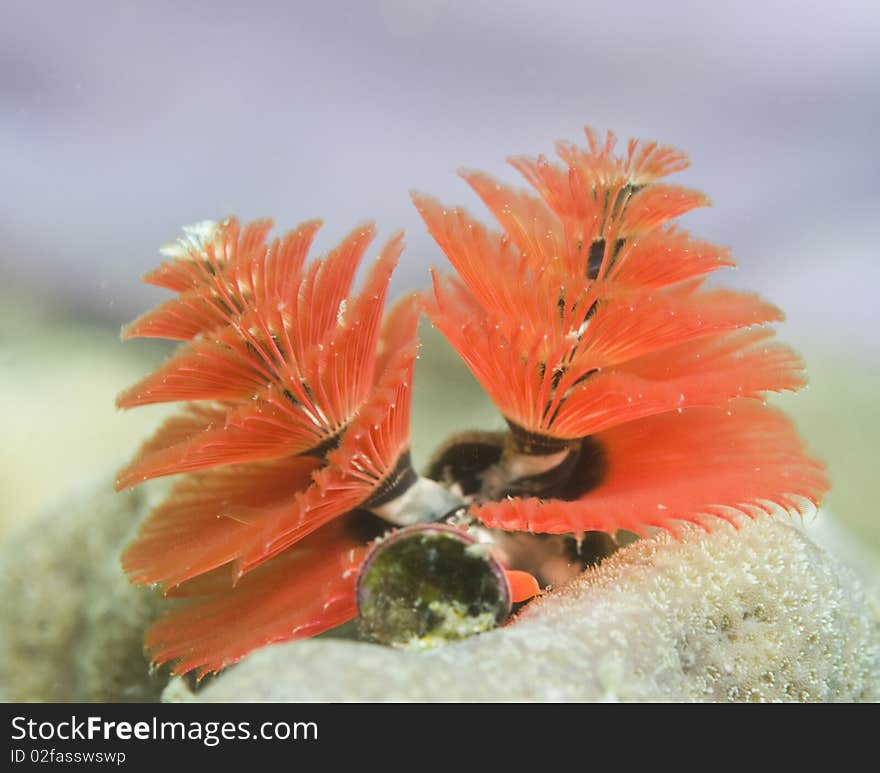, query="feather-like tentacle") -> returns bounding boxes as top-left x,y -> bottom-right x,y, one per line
121,456 -> 321,589
116,230 -> 404,489
474,401 -> 828,535
232,295 -> 421,574
144,516 -> 367,678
